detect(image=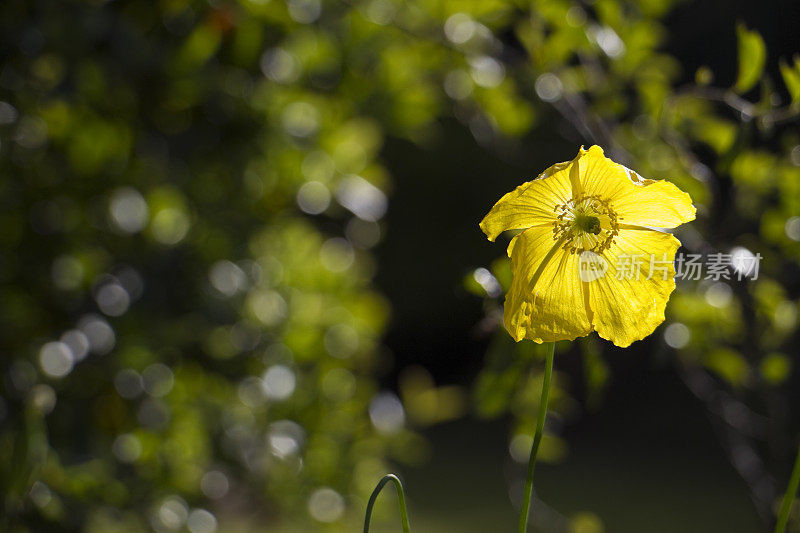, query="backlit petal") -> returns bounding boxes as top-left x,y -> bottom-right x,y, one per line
577,145 -> 696,228
504,226 -> 592,343
611,176 -> 696,229
587,228 -> 681,347
479,161 -> 573,241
